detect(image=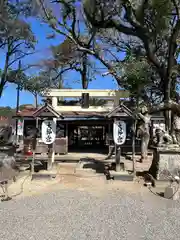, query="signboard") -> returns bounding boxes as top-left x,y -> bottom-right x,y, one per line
41,119 -> 56,144
113,120 -> 126,145
17,119 -> 24,136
